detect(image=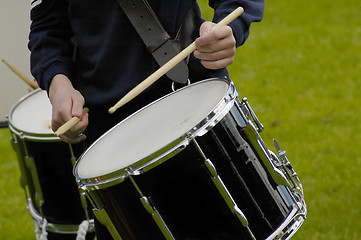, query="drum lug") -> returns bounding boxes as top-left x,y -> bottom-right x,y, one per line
271,139 -> 307,224
204,159 -> 249,226
129,176 -> 175,240
92,207 -> 124,240
239,97 -> 264,133
80,185 -> 105,212
192,138 -> 249,229
204,158 -> 218,177
203,158 -> 256,239
140,196 -> 175,240
272,139 -> 303,196
24,154 -> 45,212
10,134 -> 29,191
